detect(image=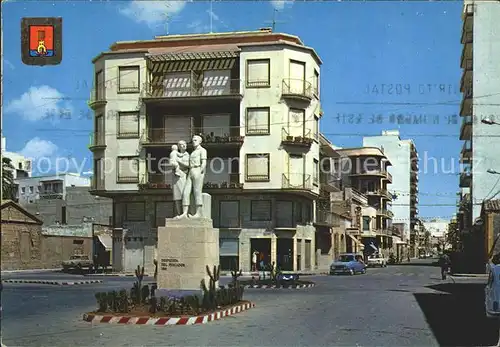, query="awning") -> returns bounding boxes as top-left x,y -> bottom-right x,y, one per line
347,234 -> 364,249
97,235 -> 112,250
146,44 -> 240,72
